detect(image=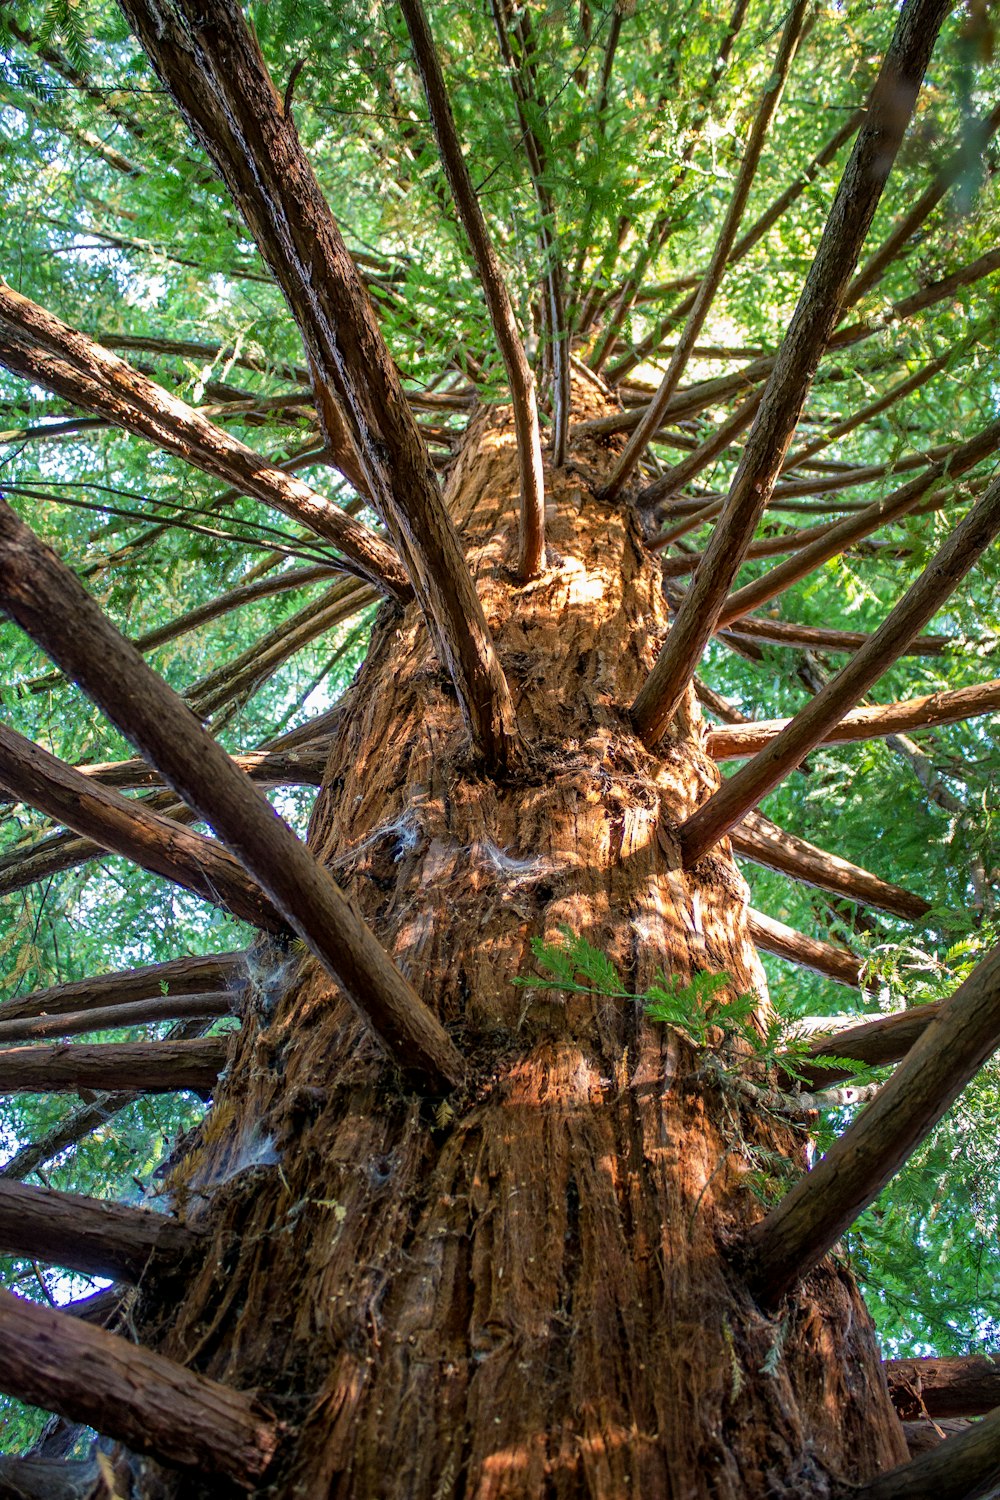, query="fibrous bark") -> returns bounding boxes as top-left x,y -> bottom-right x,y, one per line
115,390 -> 904,1498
